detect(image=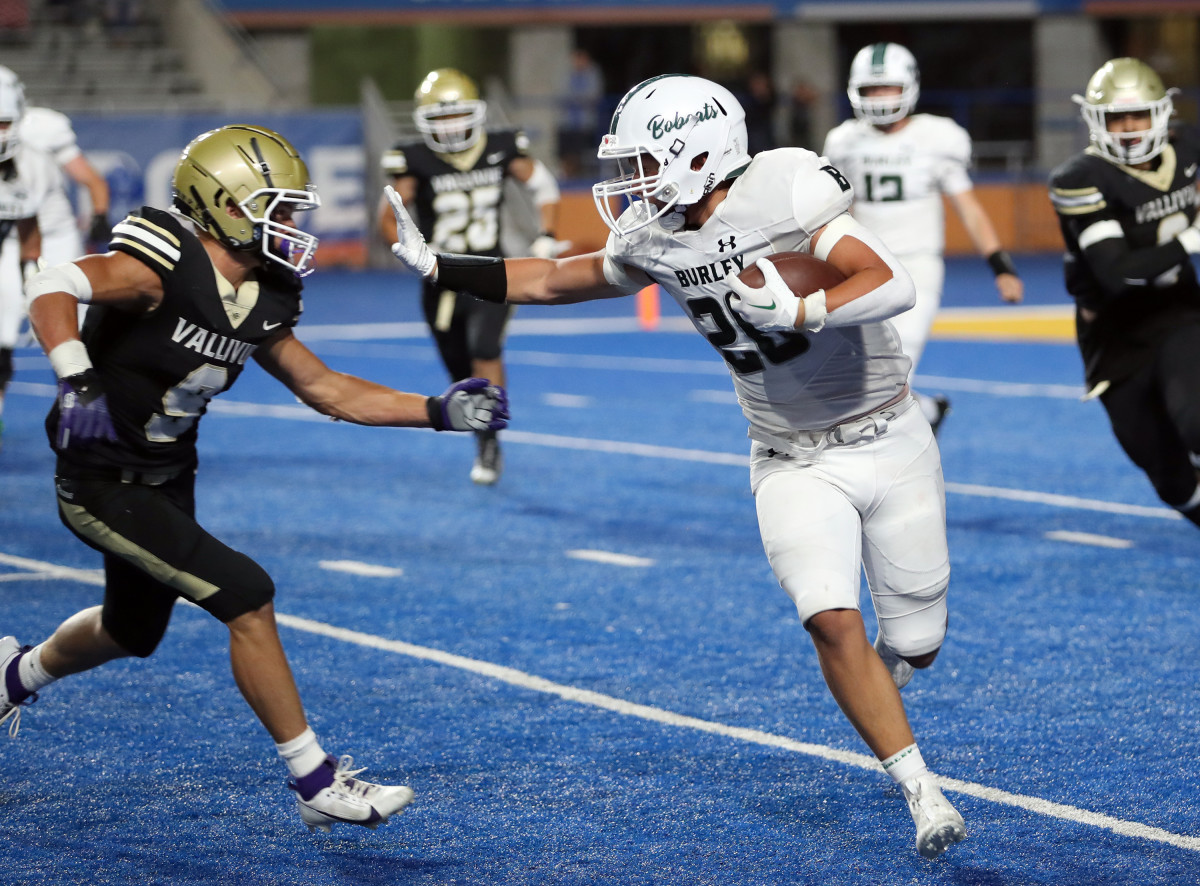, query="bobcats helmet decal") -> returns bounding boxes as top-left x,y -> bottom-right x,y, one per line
593,74 -> 751,238
847,43 -> 919,125
1074,58 -> 1175,166
172,124 -> 321,276
0,65 -> 26,163
414,68 -> 487,154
